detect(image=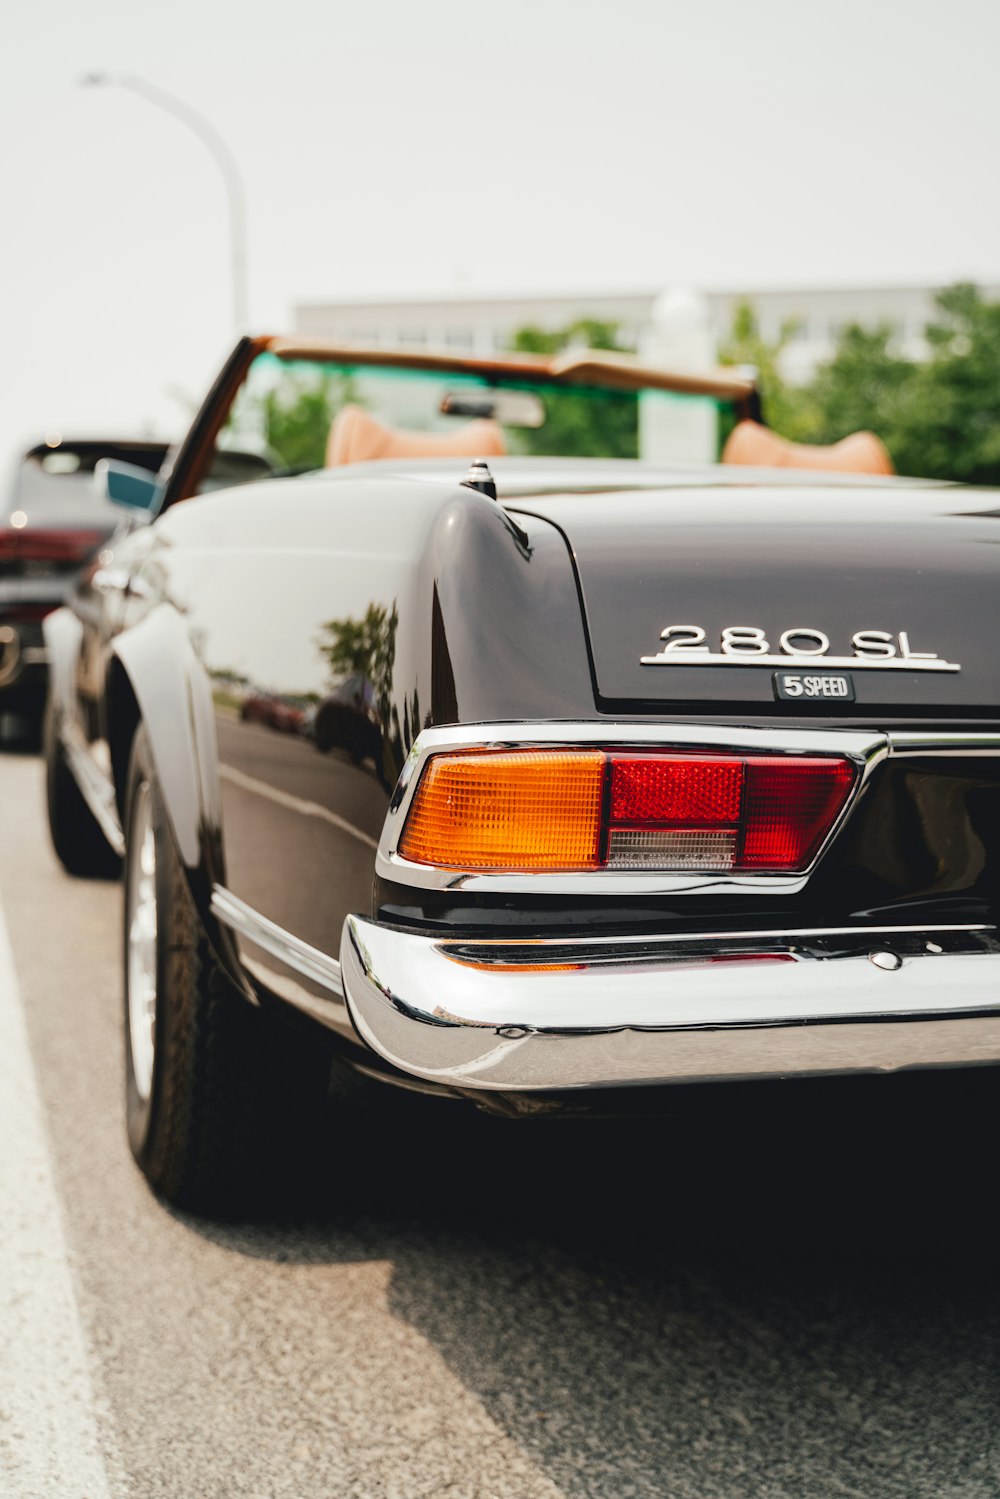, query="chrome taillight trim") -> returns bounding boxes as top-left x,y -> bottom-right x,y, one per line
376,722 -> 888,895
